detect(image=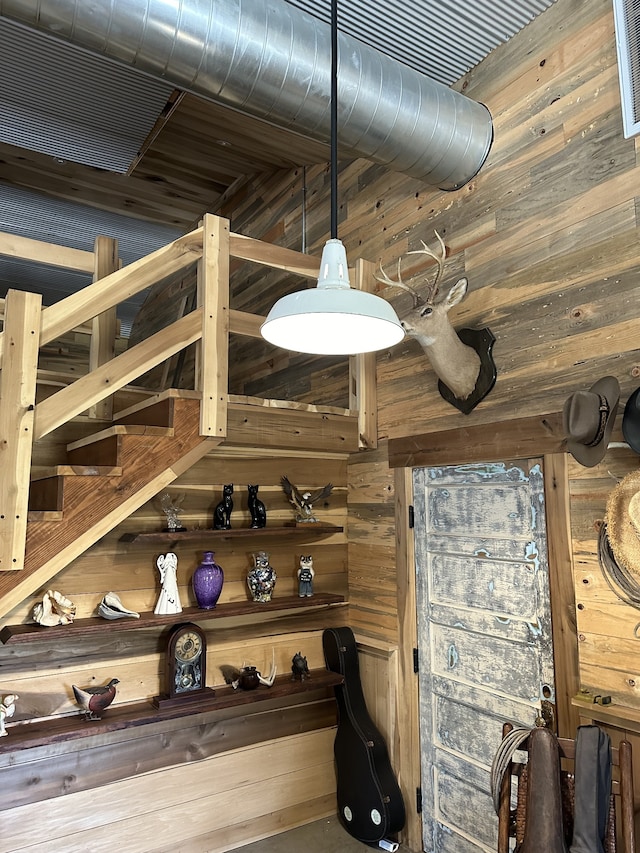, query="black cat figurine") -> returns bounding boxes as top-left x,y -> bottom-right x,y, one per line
247,484 -> 267,529
213,484 -> 234,530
